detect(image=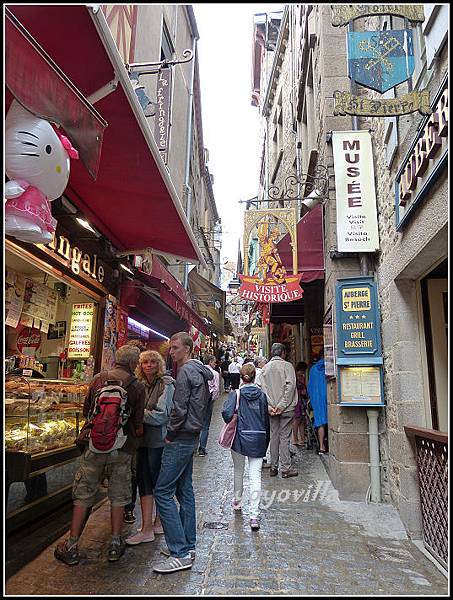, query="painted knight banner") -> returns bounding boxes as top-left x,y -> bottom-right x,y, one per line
347,30 -> 415,93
